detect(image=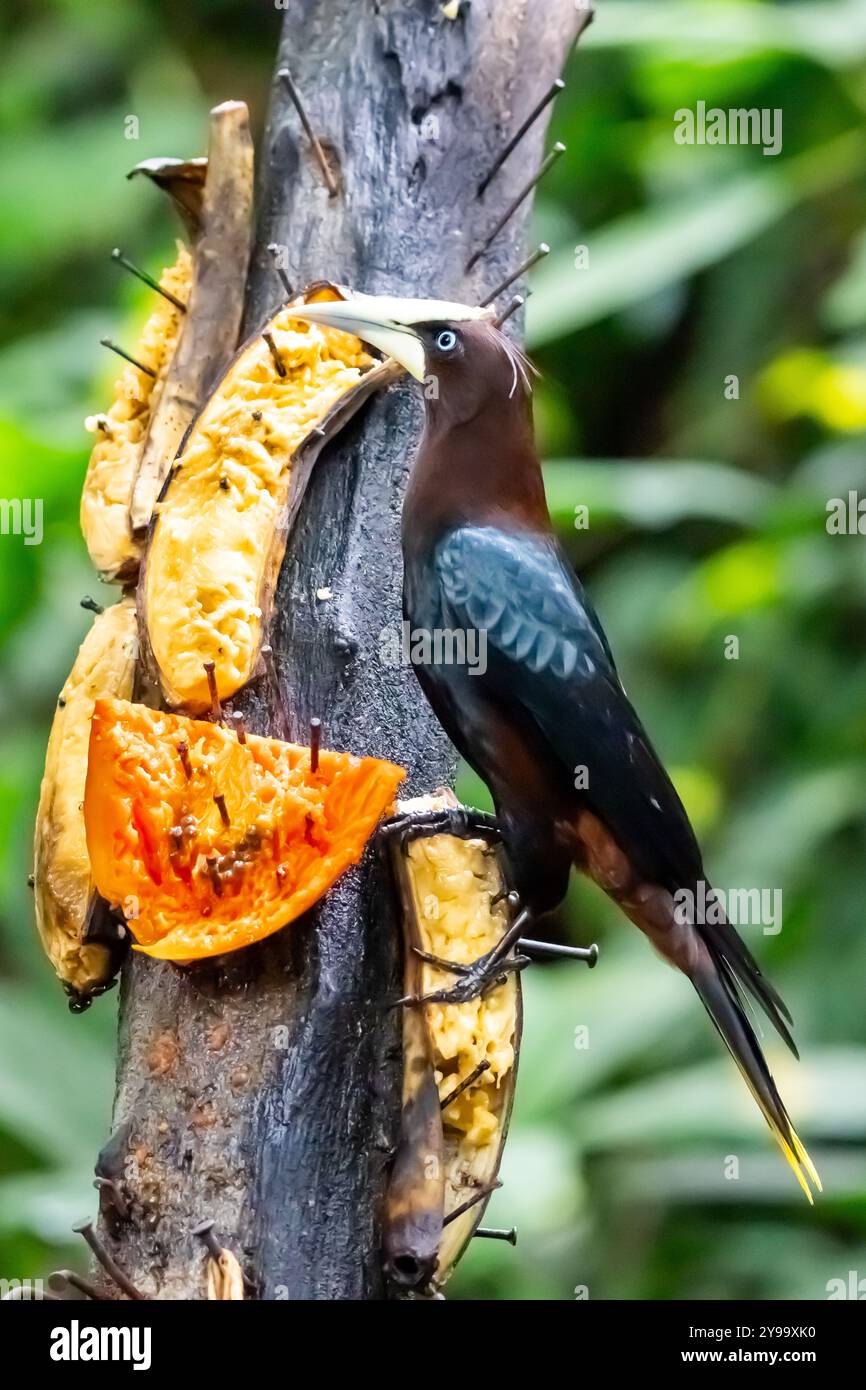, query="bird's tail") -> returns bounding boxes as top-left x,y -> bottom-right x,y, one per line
690,941 -> 821,1203
572,810 -> 819,1198
616,875 -> 821,1200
